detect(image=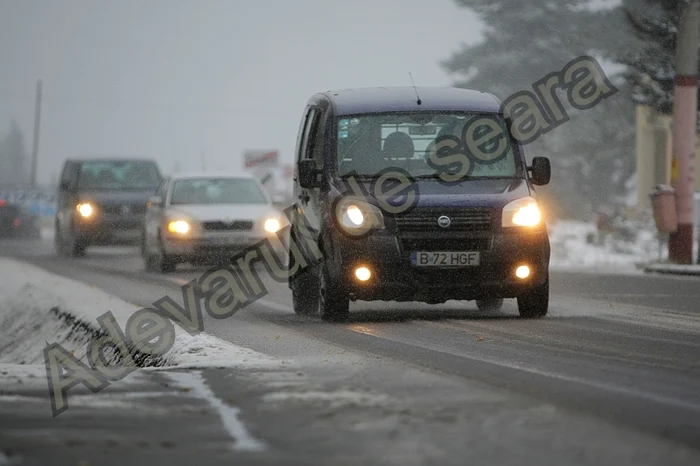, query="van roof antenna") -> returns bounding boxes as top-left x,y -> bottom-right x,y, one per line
409,72 -> 422,105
